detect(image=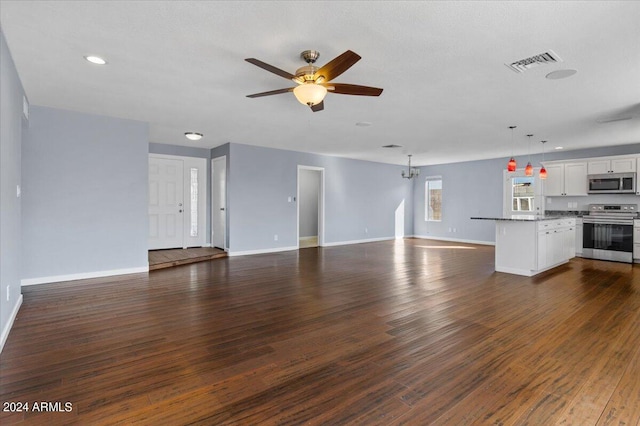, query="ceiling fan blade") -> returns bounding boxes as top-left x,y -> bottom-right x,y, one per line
323,83 -> 383,96
311,101 -> 324,112
246,87 -> 294,98
314,50 -> 361,82
245,58 -> 296,80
